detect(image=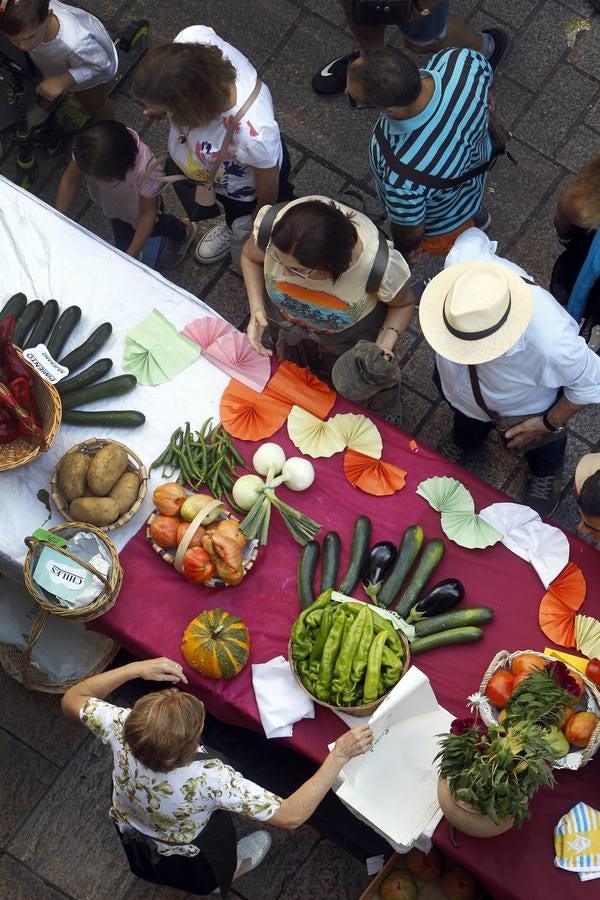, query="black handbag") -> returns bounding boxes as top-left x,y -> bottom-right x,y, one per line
351,0 -> 417,26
